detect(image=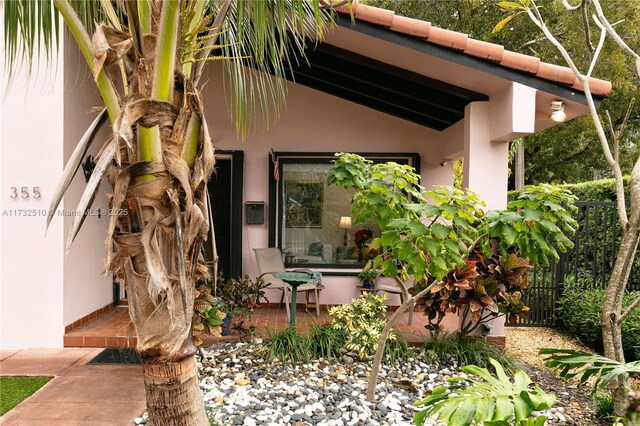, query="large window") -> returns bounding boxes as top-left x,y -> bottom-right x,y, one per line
268,153 -> 420,269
